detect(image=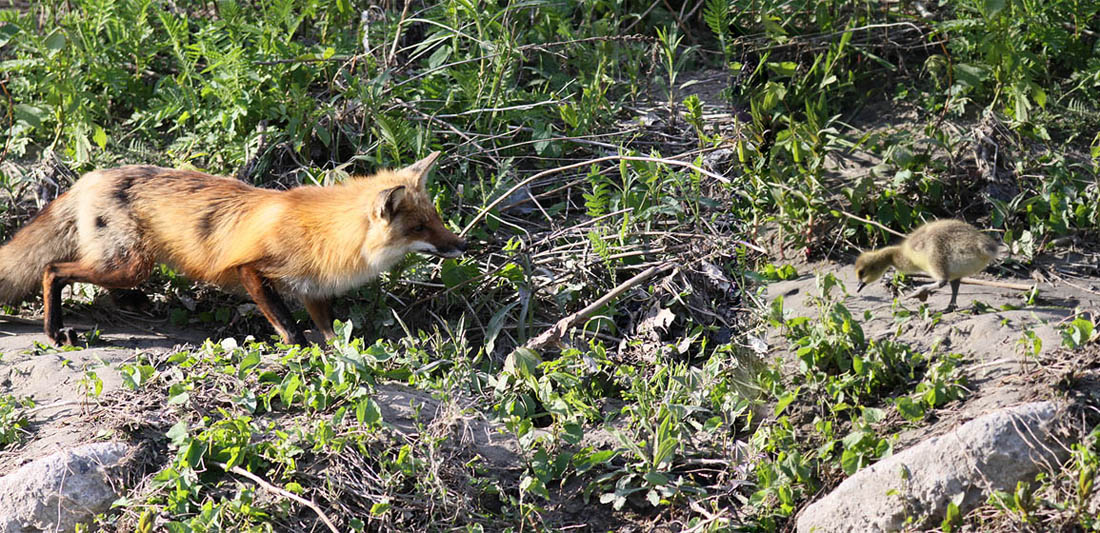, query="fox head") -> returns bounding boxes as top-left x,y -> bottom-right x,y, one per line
373,152 -> 467,260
